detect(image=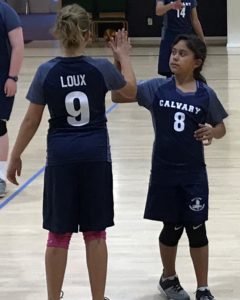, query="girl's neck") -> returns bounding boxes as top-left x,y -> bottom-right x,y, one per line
174,74 -> 197,93
63,47 -> 85,57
